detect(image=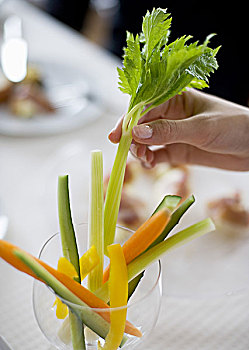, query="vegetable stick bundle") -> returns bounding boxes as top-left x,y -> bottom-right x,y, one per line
0,193 -> 215,348
0,7 -> 219,350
